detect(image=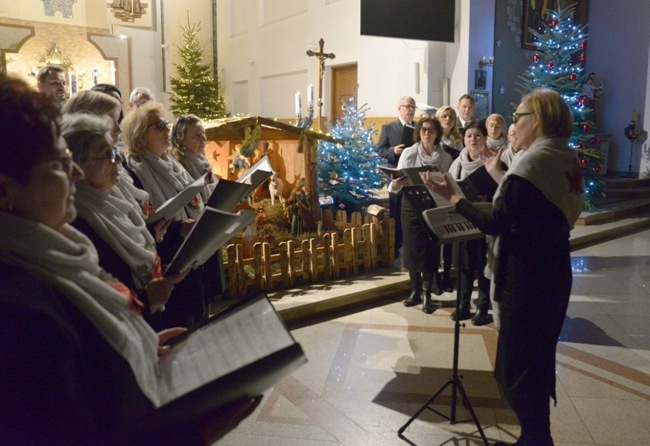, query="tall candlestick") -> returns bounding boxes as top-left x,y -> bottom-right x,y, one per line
307,84 -> 314,108
632,111 -> 639,122
295,91 -> 302,115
